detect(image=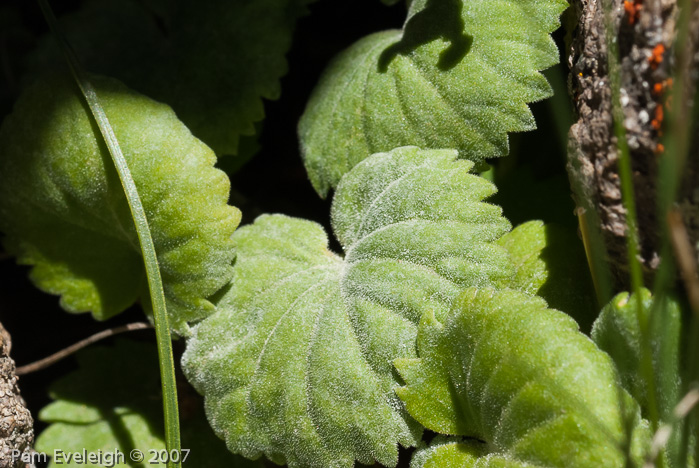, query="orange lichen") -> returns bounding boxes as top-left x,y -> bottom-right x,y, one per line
649,44 -> 665,69
655,143 -> 665,154
651,105 -> 664,130
653,78 -> 674,96
624,0 -> 642,25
